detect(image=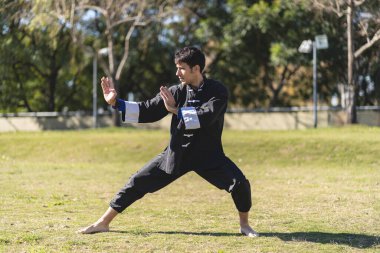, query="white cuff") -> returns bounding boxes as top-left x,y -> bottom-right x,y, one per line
123,101 -> 139,123
181,107 -> 200,129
